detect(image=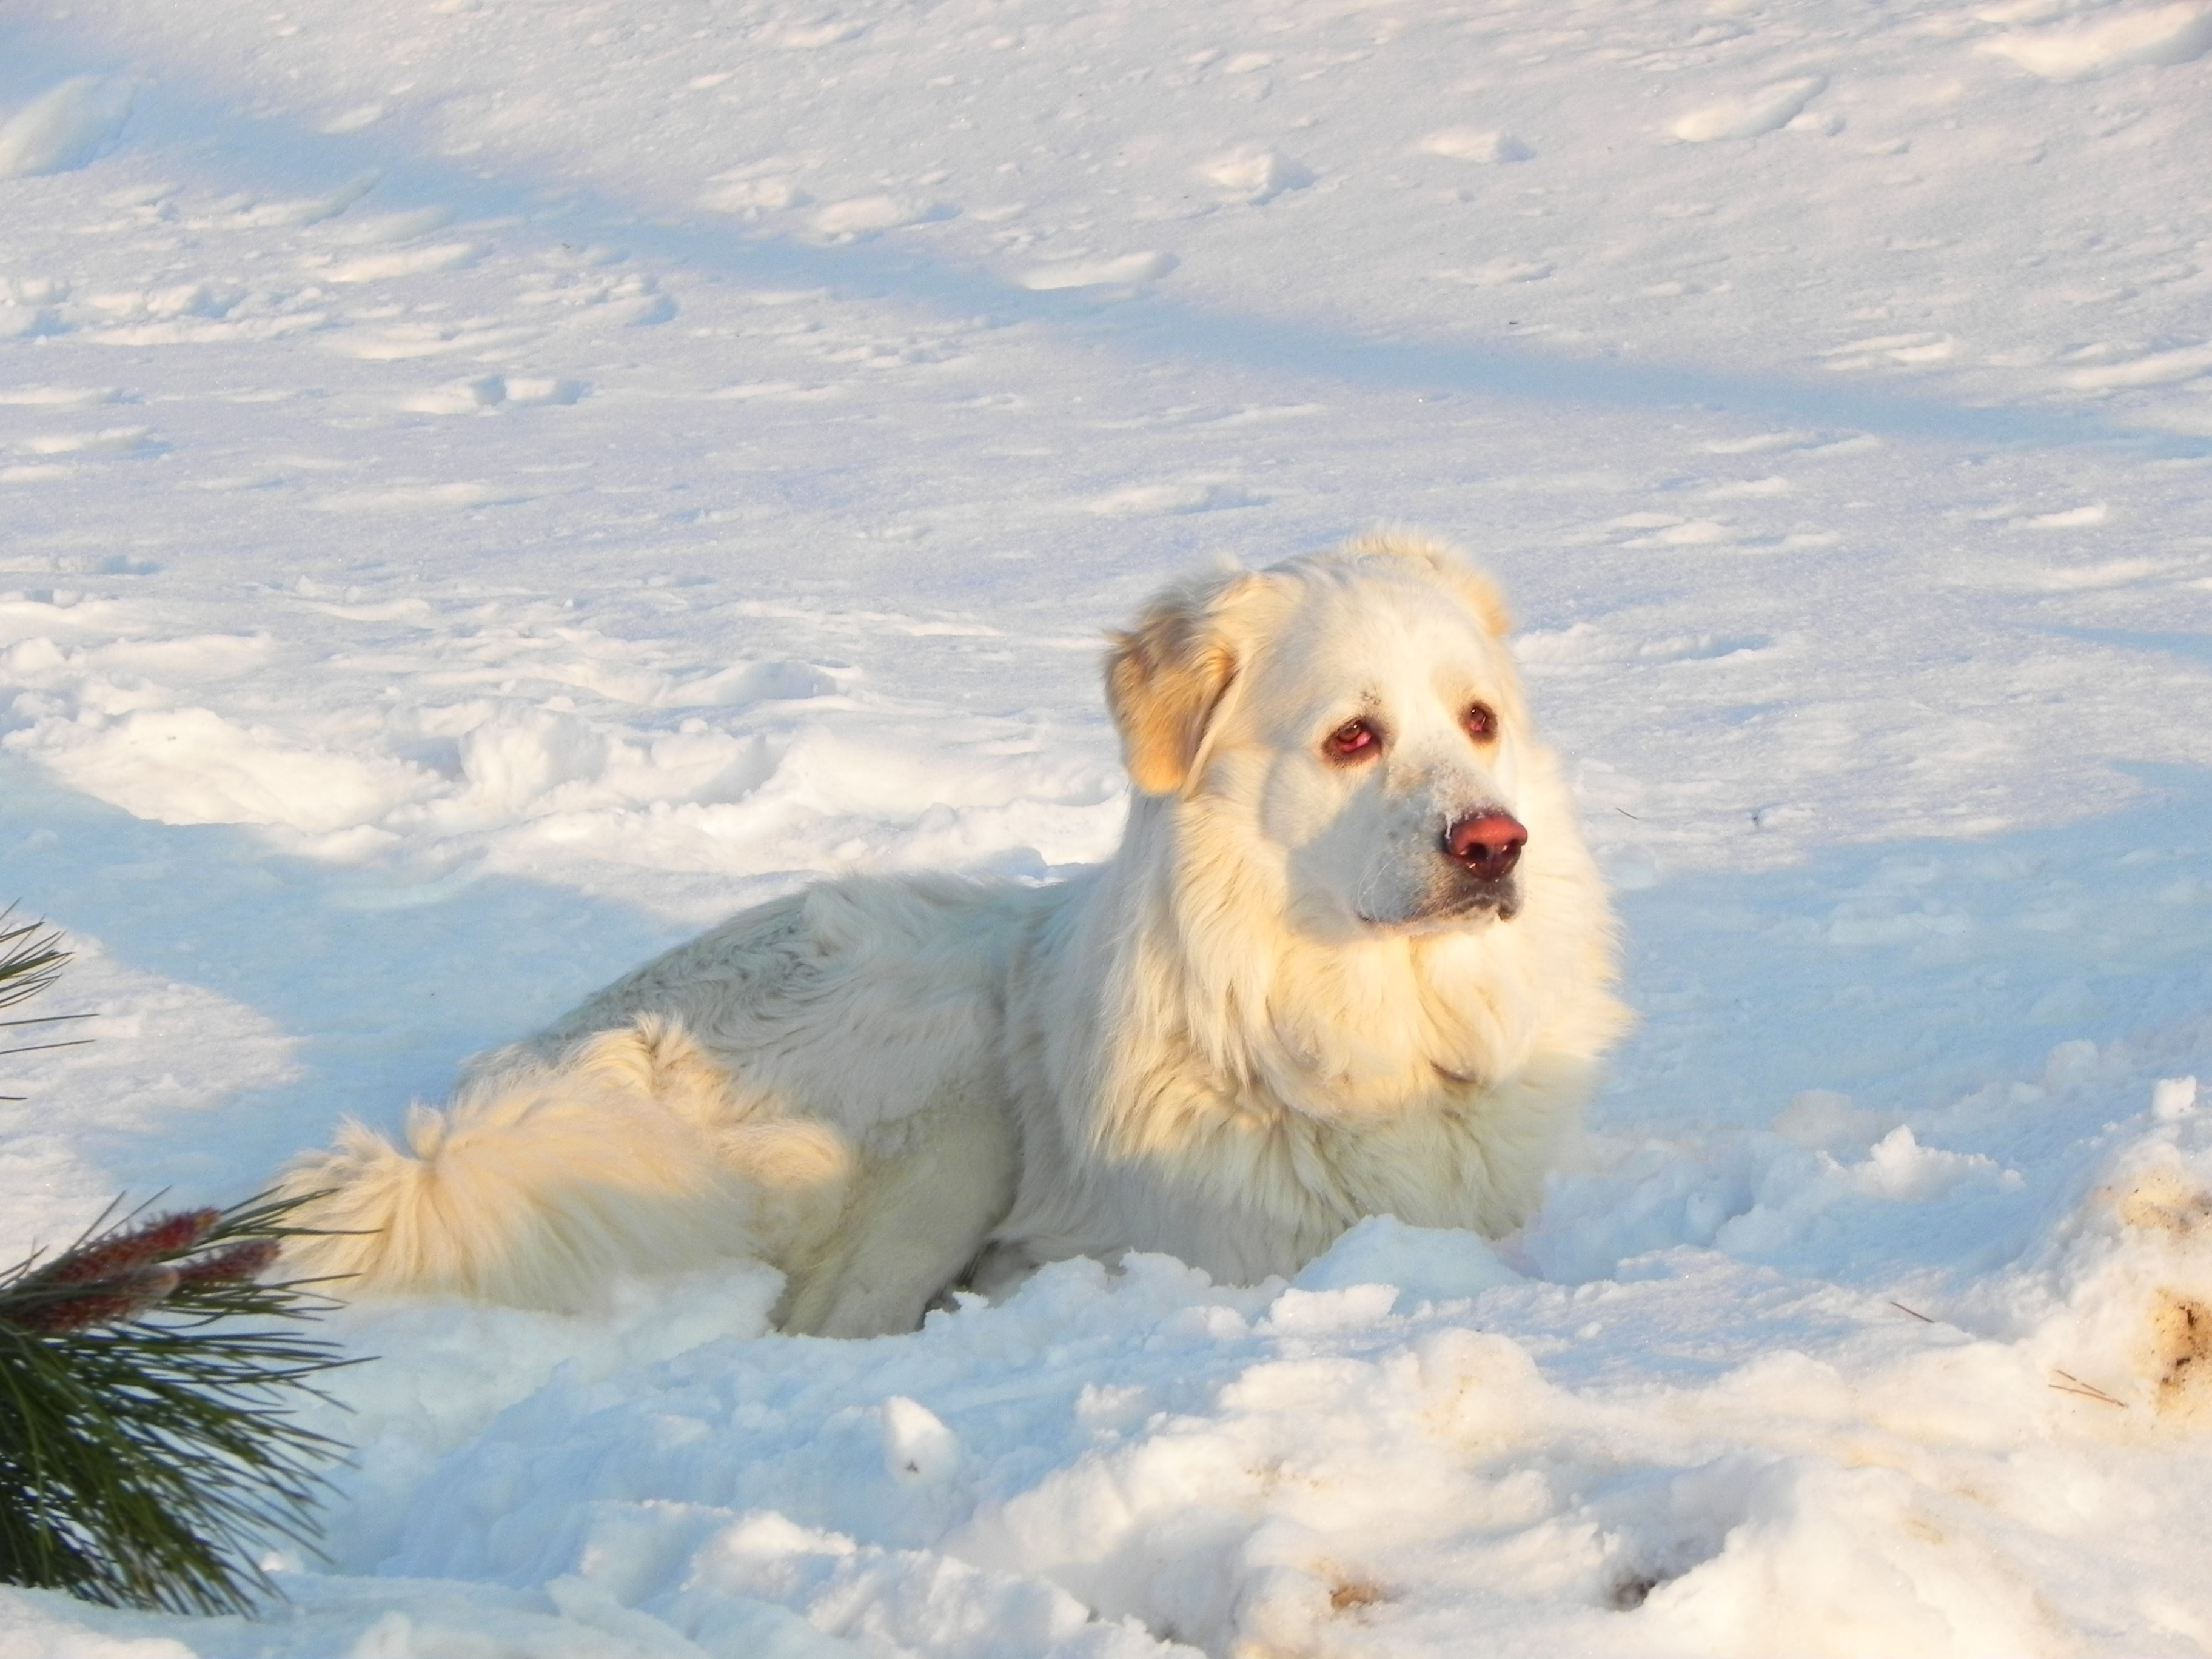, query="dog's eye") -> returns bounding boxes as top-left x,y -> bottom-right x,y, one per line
1464,703 -> 1498,743
1324,718 -> 1379,761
